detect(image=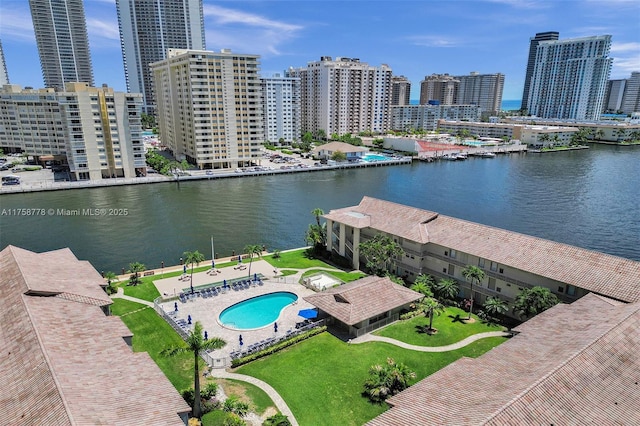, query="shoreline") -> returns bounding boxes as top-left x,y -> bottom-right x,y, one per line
0,157 -> 411,195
